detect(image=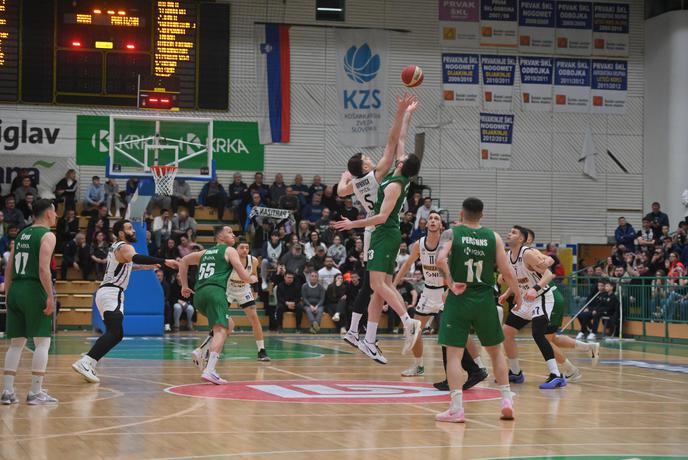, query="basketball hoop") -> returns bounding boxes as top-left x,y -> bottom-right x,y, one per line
150,165 -> 178,196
